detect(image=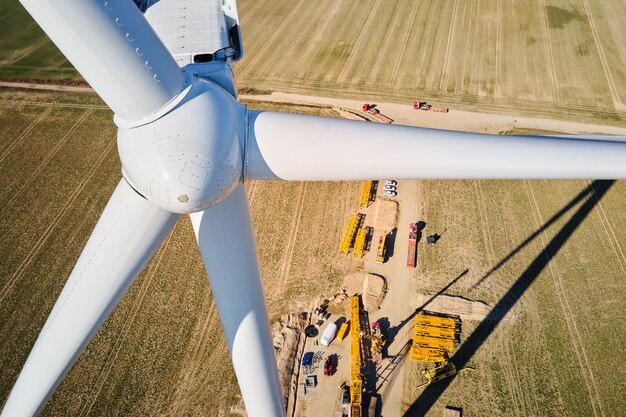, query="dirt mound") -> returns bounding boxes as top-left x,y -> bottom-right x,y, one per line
343,271 -> 387,310
374,198 -> 398,231
272,312 -> 308,414
415,293 -> 493,322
